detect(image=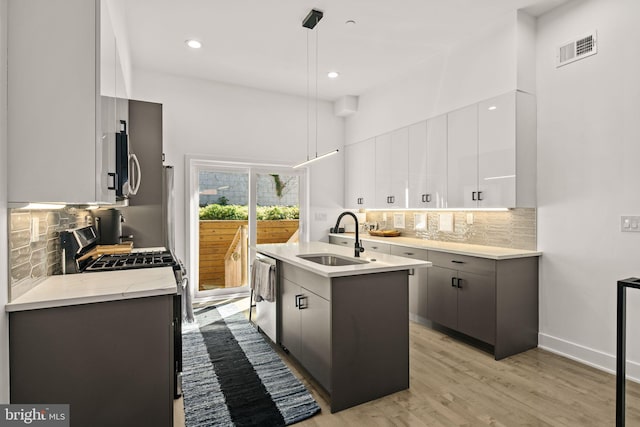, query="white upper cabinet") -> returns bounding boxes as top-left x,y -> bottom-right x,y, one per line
426,115 -> 448,208
407,121 -> 428,208
344,139 -> 375,209
375,128 -> 408,208
447,104 -> 479,208
345,91 -> 535,211
479,91 -> 536,208
8,0 -> 118,204
408,116 -> 448,209
447,91 -> 536,208
478,92 -> 517,207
